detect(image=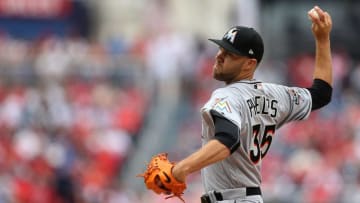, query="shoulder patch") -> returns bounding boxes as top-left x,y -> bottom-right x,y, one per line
212,97 -> 232,113
288,88 -> 305,105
